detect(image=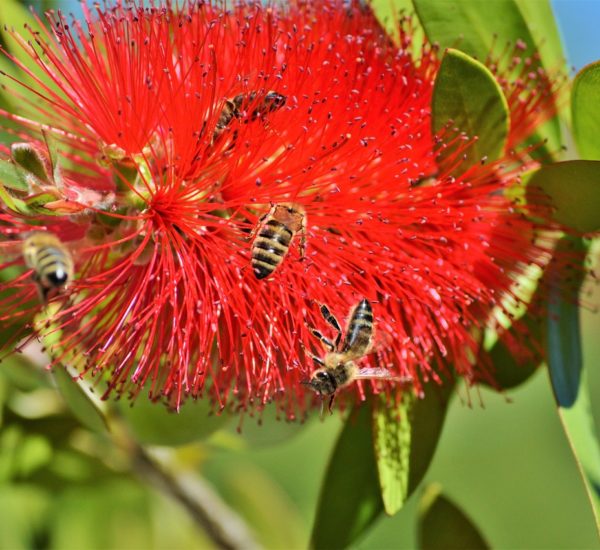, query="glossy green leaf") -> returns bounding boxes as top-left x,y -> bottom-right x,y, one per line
417,484 -> 490,550
546,237 -> 600,534
310,404 -> 383,549
486,328 -> 540,389
371,0 -> 423,49
373,381 -> 454,516
52,367 -> 108,433
512,0 -> 565,73
572,61 -> 600,160
413,0 -> 562,155
414,0 -> 536,60
120,393 -> 231,446
432,49 -> 508,171
526,161 -> 600,233
0,158 -> 28,192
